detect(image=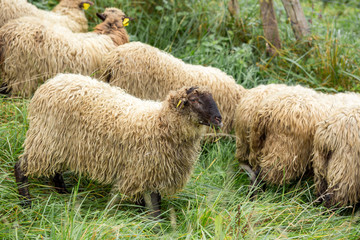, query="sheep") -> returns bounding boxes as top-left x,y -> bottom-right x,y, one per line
313,105 -> 360,208
234,83 -> 293,186
234,84 -> 289,164
245,86 -> 326,187
99,41 -> 245,134
244,88 -> 360,189
0,7 -> 131,97
0,0 -> 93,32
14,73 -> 223,218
